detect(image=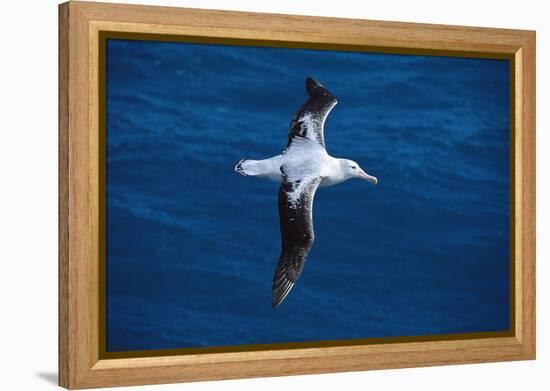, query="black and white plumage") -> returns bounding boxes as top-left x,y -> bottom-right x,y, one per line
287,77 -> 337,148
273,168 -> 321,308
235,77 -> 378,309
